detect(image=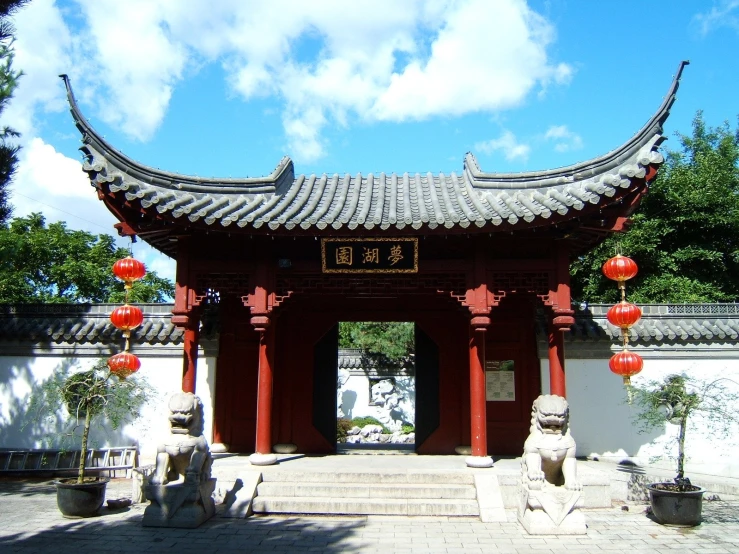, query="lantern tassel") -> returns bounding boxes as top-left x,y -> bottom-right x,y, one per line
625,379 -> 633,403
